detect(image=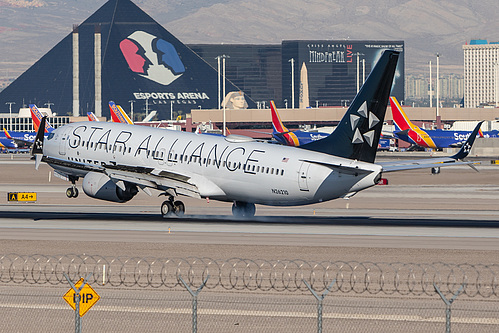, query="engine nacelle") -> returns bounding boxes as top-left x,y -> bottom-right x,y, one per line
82,172 -> 138,203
